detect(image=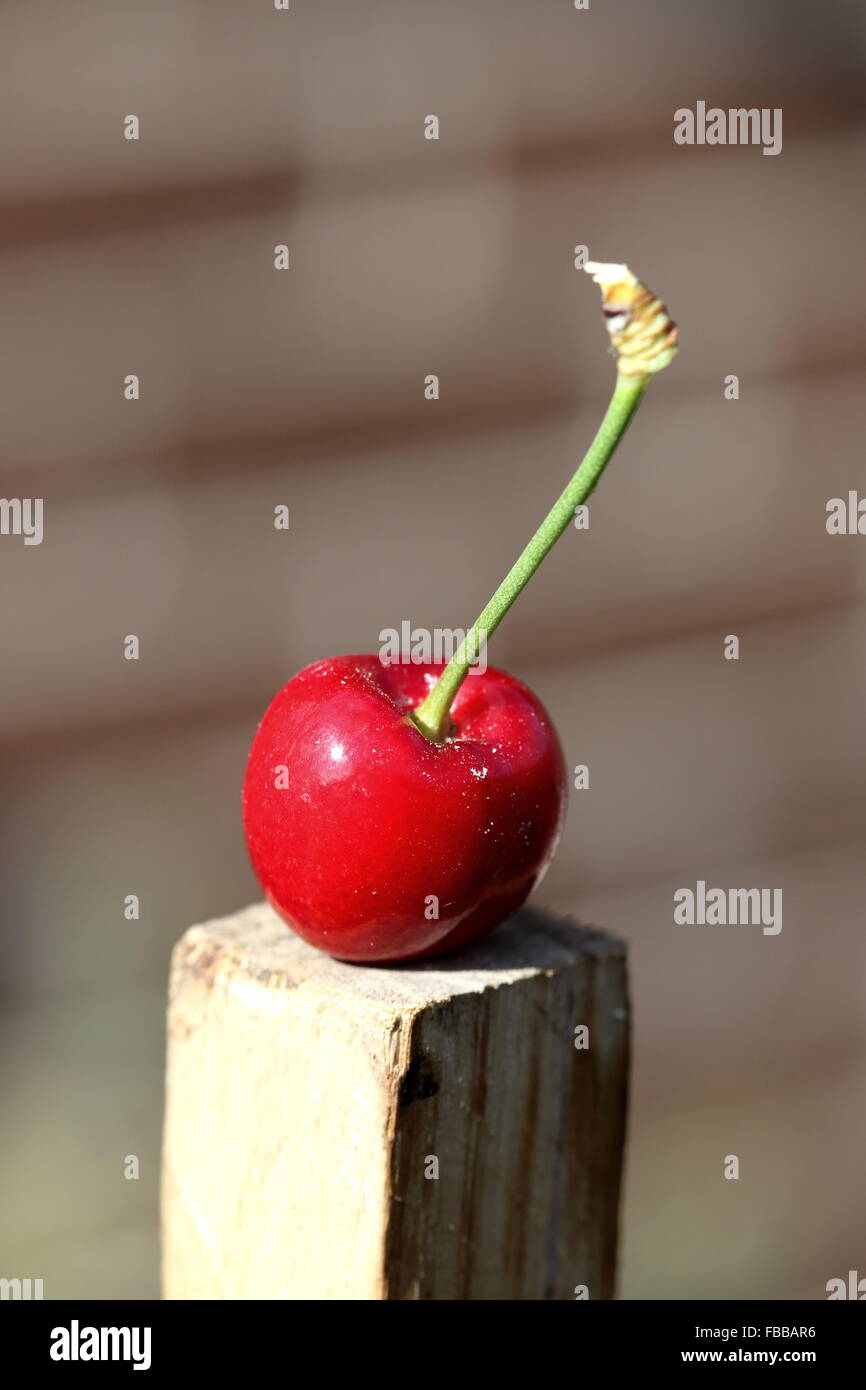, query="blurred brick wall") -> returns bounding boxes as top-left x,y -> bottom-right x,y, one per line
1,0 -> 865,1298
